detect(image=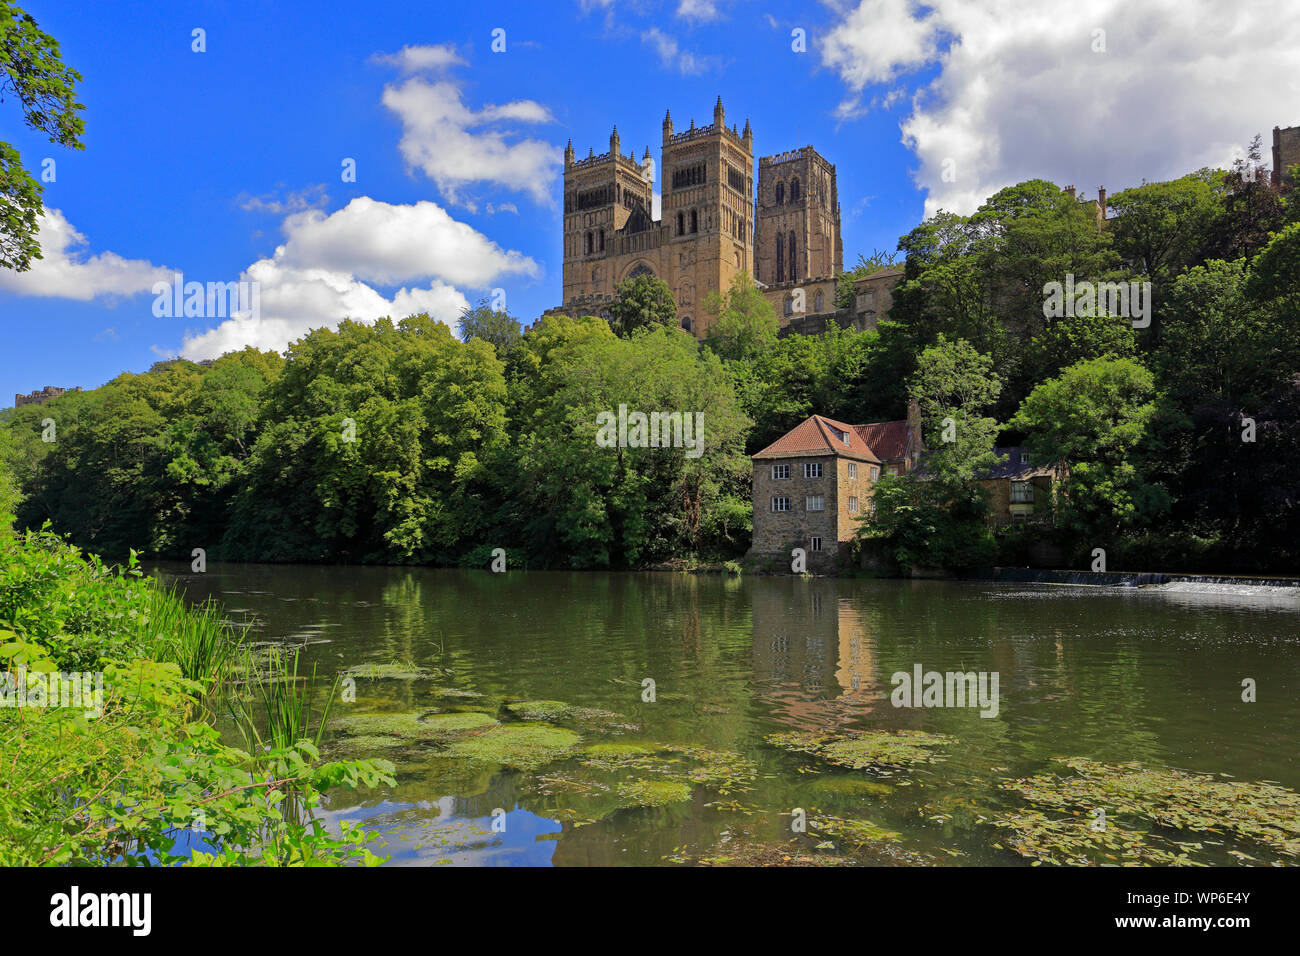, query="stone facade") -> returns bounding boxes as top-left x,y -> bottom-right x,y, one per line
752,455 -> 854,572
978,446 -> 1065,526
1274,124 -> 1300,188
14,386 -> 79,408
755,147 -> 843,319
750,413 -> 918,572
560,98 -> 754,339
557,102 -> 844,340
